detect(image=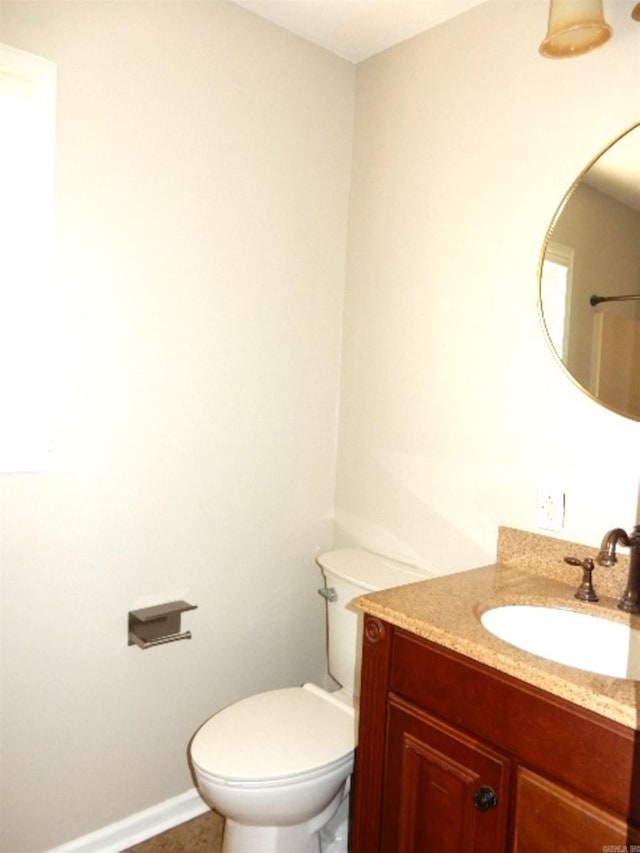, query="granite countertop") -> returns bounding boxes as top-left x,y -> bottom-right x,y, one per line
352,528 -> 640,730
